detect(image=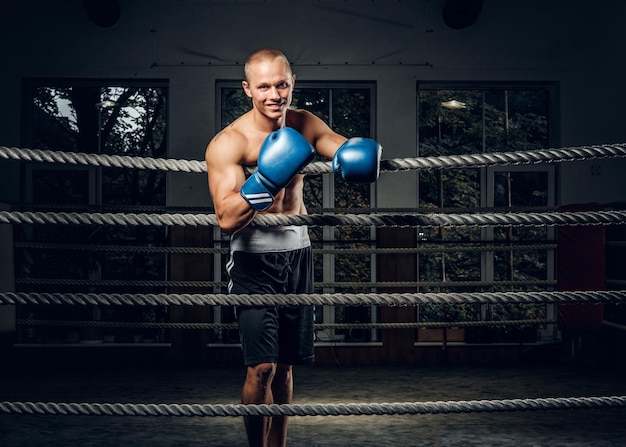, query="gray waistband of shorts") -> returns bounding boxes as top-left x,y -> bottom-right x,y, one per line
230,225 -> 311,253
